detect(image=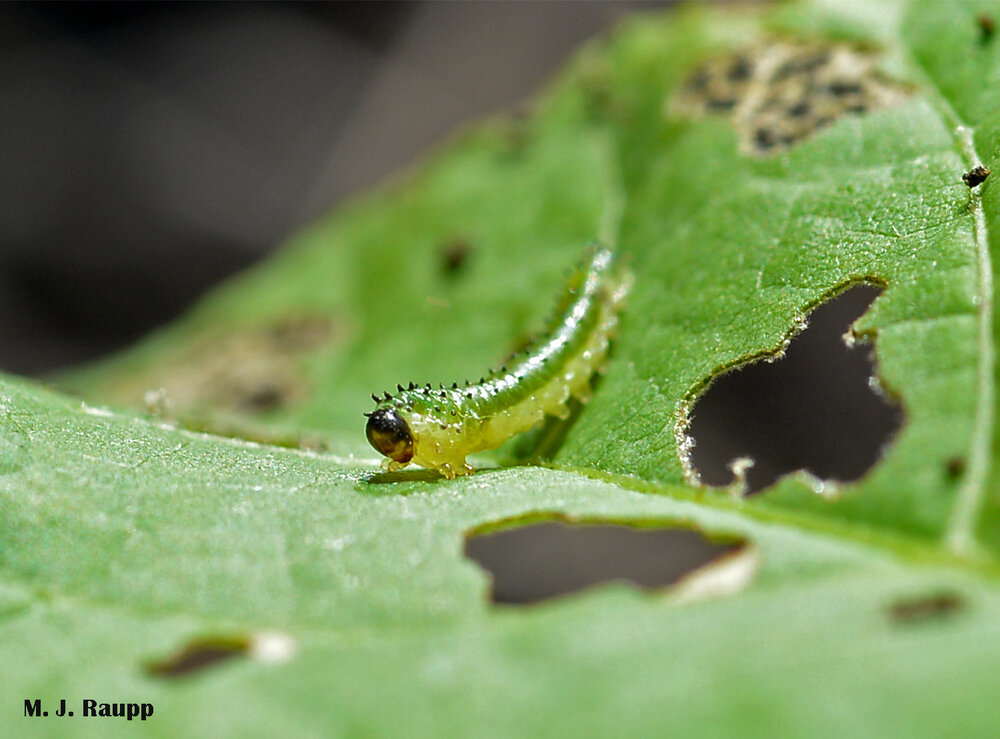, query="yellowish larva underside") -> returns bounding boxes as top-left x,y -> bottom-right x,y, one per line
365,246 -> 631,479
